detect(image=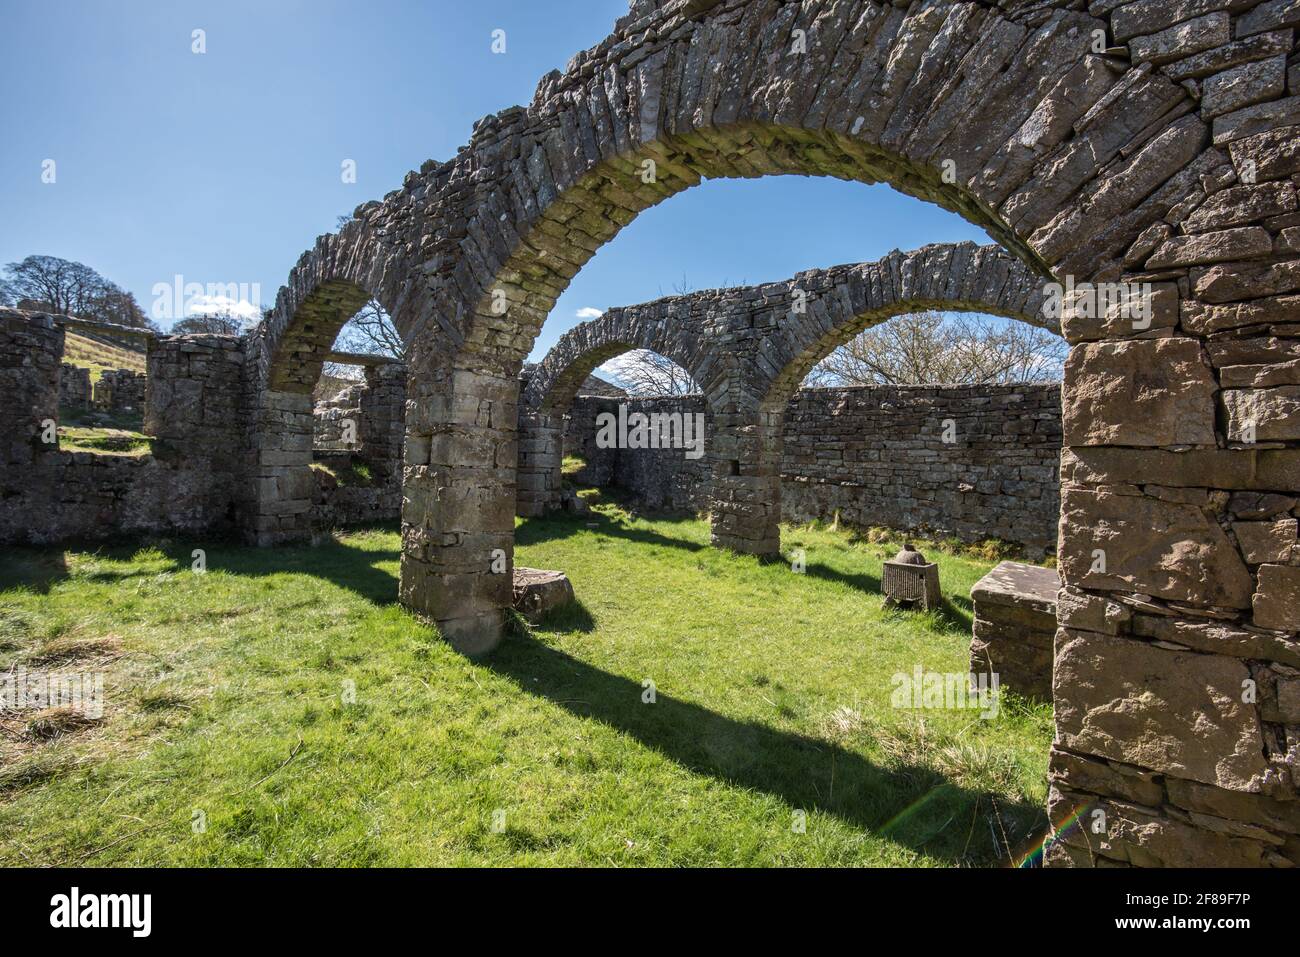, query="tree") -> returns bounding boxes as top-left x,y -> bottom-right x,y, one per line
333,297 -> 404,360
603,349 -> 699,396
331,214 -> 405,363
171,311 -> 246,335
805,311 -> 1066,387
1,254 -> 152,329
